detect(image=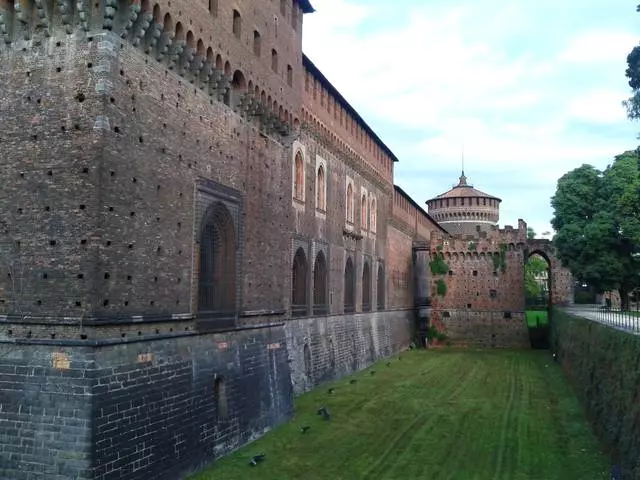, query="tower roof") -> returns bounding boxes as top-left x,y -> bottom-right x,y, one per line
427,171 -> 501,202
